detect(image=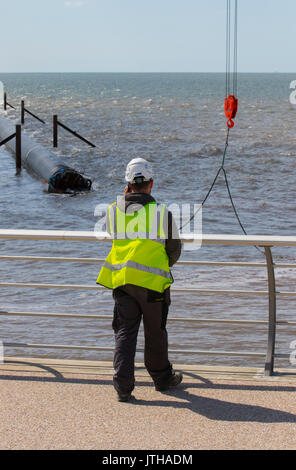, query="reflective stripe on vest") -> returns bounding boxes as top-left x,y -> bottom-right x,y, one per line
102,260 -> 172,280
